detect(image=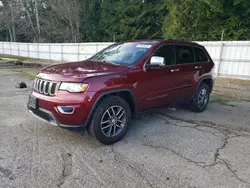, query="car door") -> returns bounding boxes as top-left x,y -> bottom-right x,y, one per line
175,45 -> 205,99
194,46 -> 212,75
138,44 -> 184,111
